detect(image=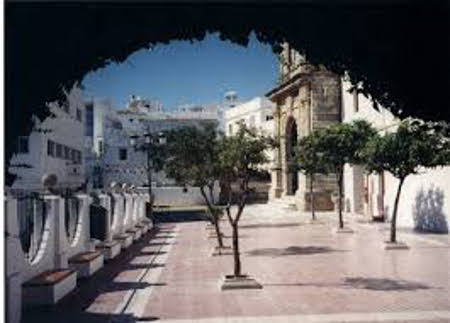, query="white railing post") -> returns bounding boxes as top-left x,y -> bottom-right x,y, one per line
51,195 -> 68,269
5,198 -> 22,323
77,194 -> 93,252
132,192 -> 139,227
